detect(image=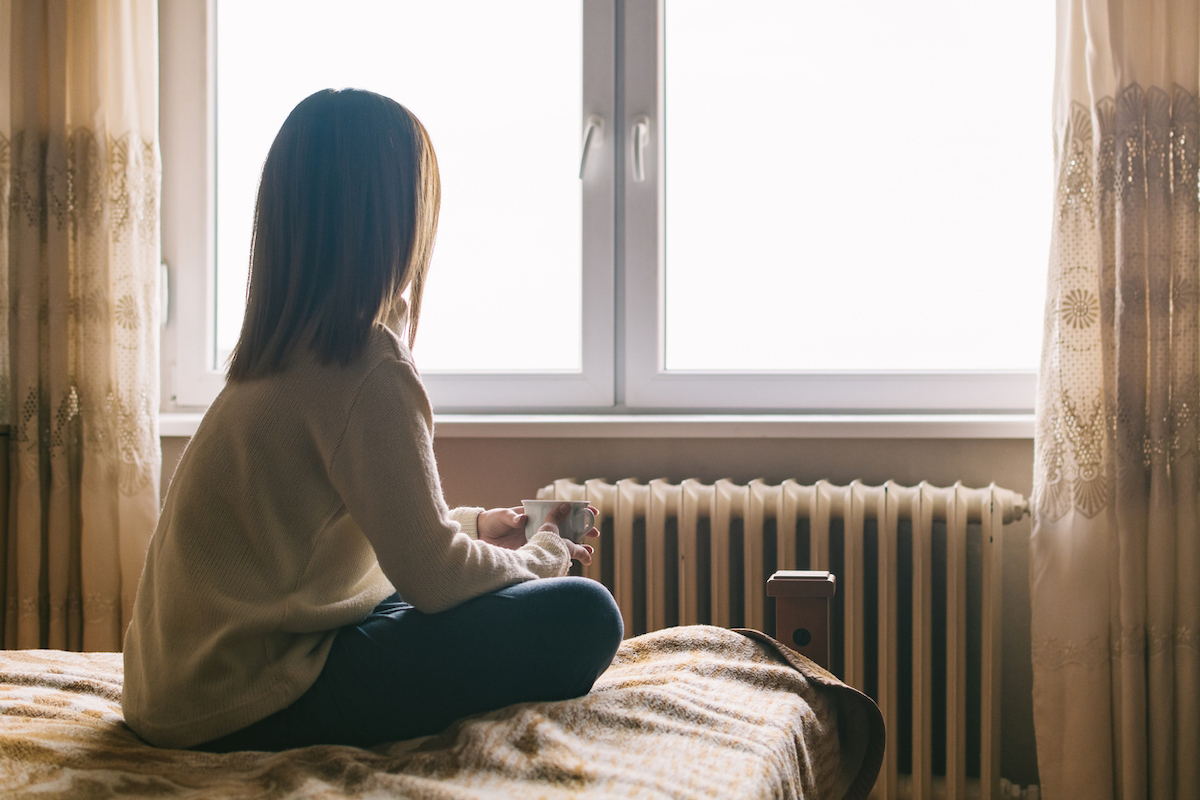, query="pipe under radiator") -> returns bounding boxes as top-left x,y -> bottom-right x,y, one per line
537,478 -> 1028,800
